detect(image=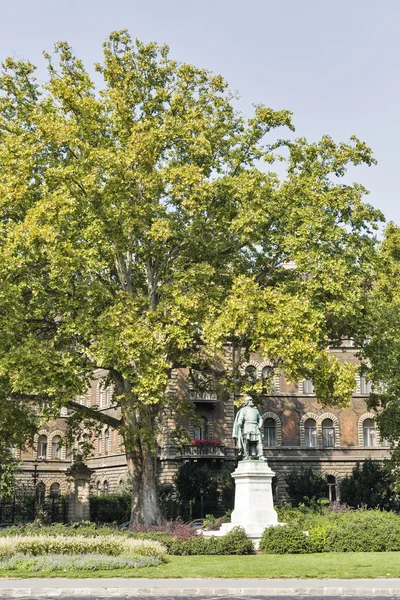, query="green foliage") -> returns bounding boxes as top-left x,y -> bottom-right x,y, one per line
0,552 -> 162,572
0,452 -> 20,499
0,29 -> 384,523
0,534 -> 166,559
90,493 -> 131,524
260,507 -> 400,554
259,525 -> 313,554
167,527 -> 254,555
285,467 -> 328,507
174,463 -> 219,520
339,459 -> 398,510
157,484 -> 180,521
